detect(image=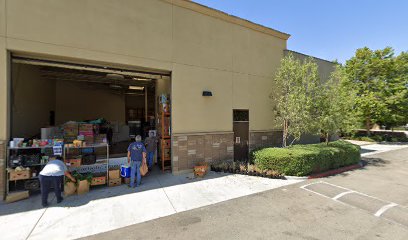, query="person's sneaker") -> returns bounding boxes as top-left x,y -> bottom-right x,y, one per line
57,197 -> 64,204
